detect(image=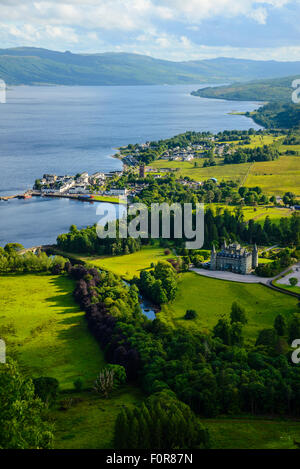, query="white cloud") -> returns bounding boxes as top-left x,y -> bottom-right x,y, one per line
157,0 -> 292,23
0,0 -> 299,61
0,0 -> 294,30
